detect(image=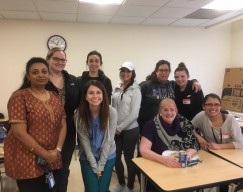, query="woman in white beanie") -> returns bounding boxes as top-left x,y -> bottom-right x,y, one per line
112,62 -> 142,192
